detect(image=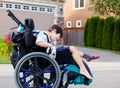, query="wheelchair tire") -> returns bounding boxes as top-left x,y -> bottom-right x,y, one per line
15,52 -> 61,88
